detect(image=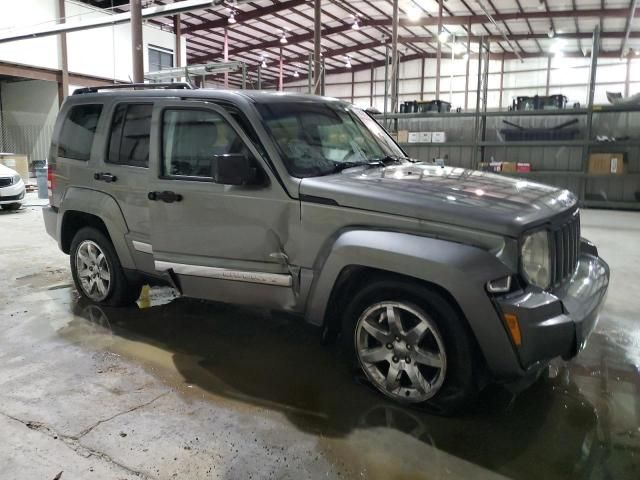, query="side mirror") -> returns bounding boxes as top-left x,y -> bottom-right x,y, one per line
212,153 -> 260,186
